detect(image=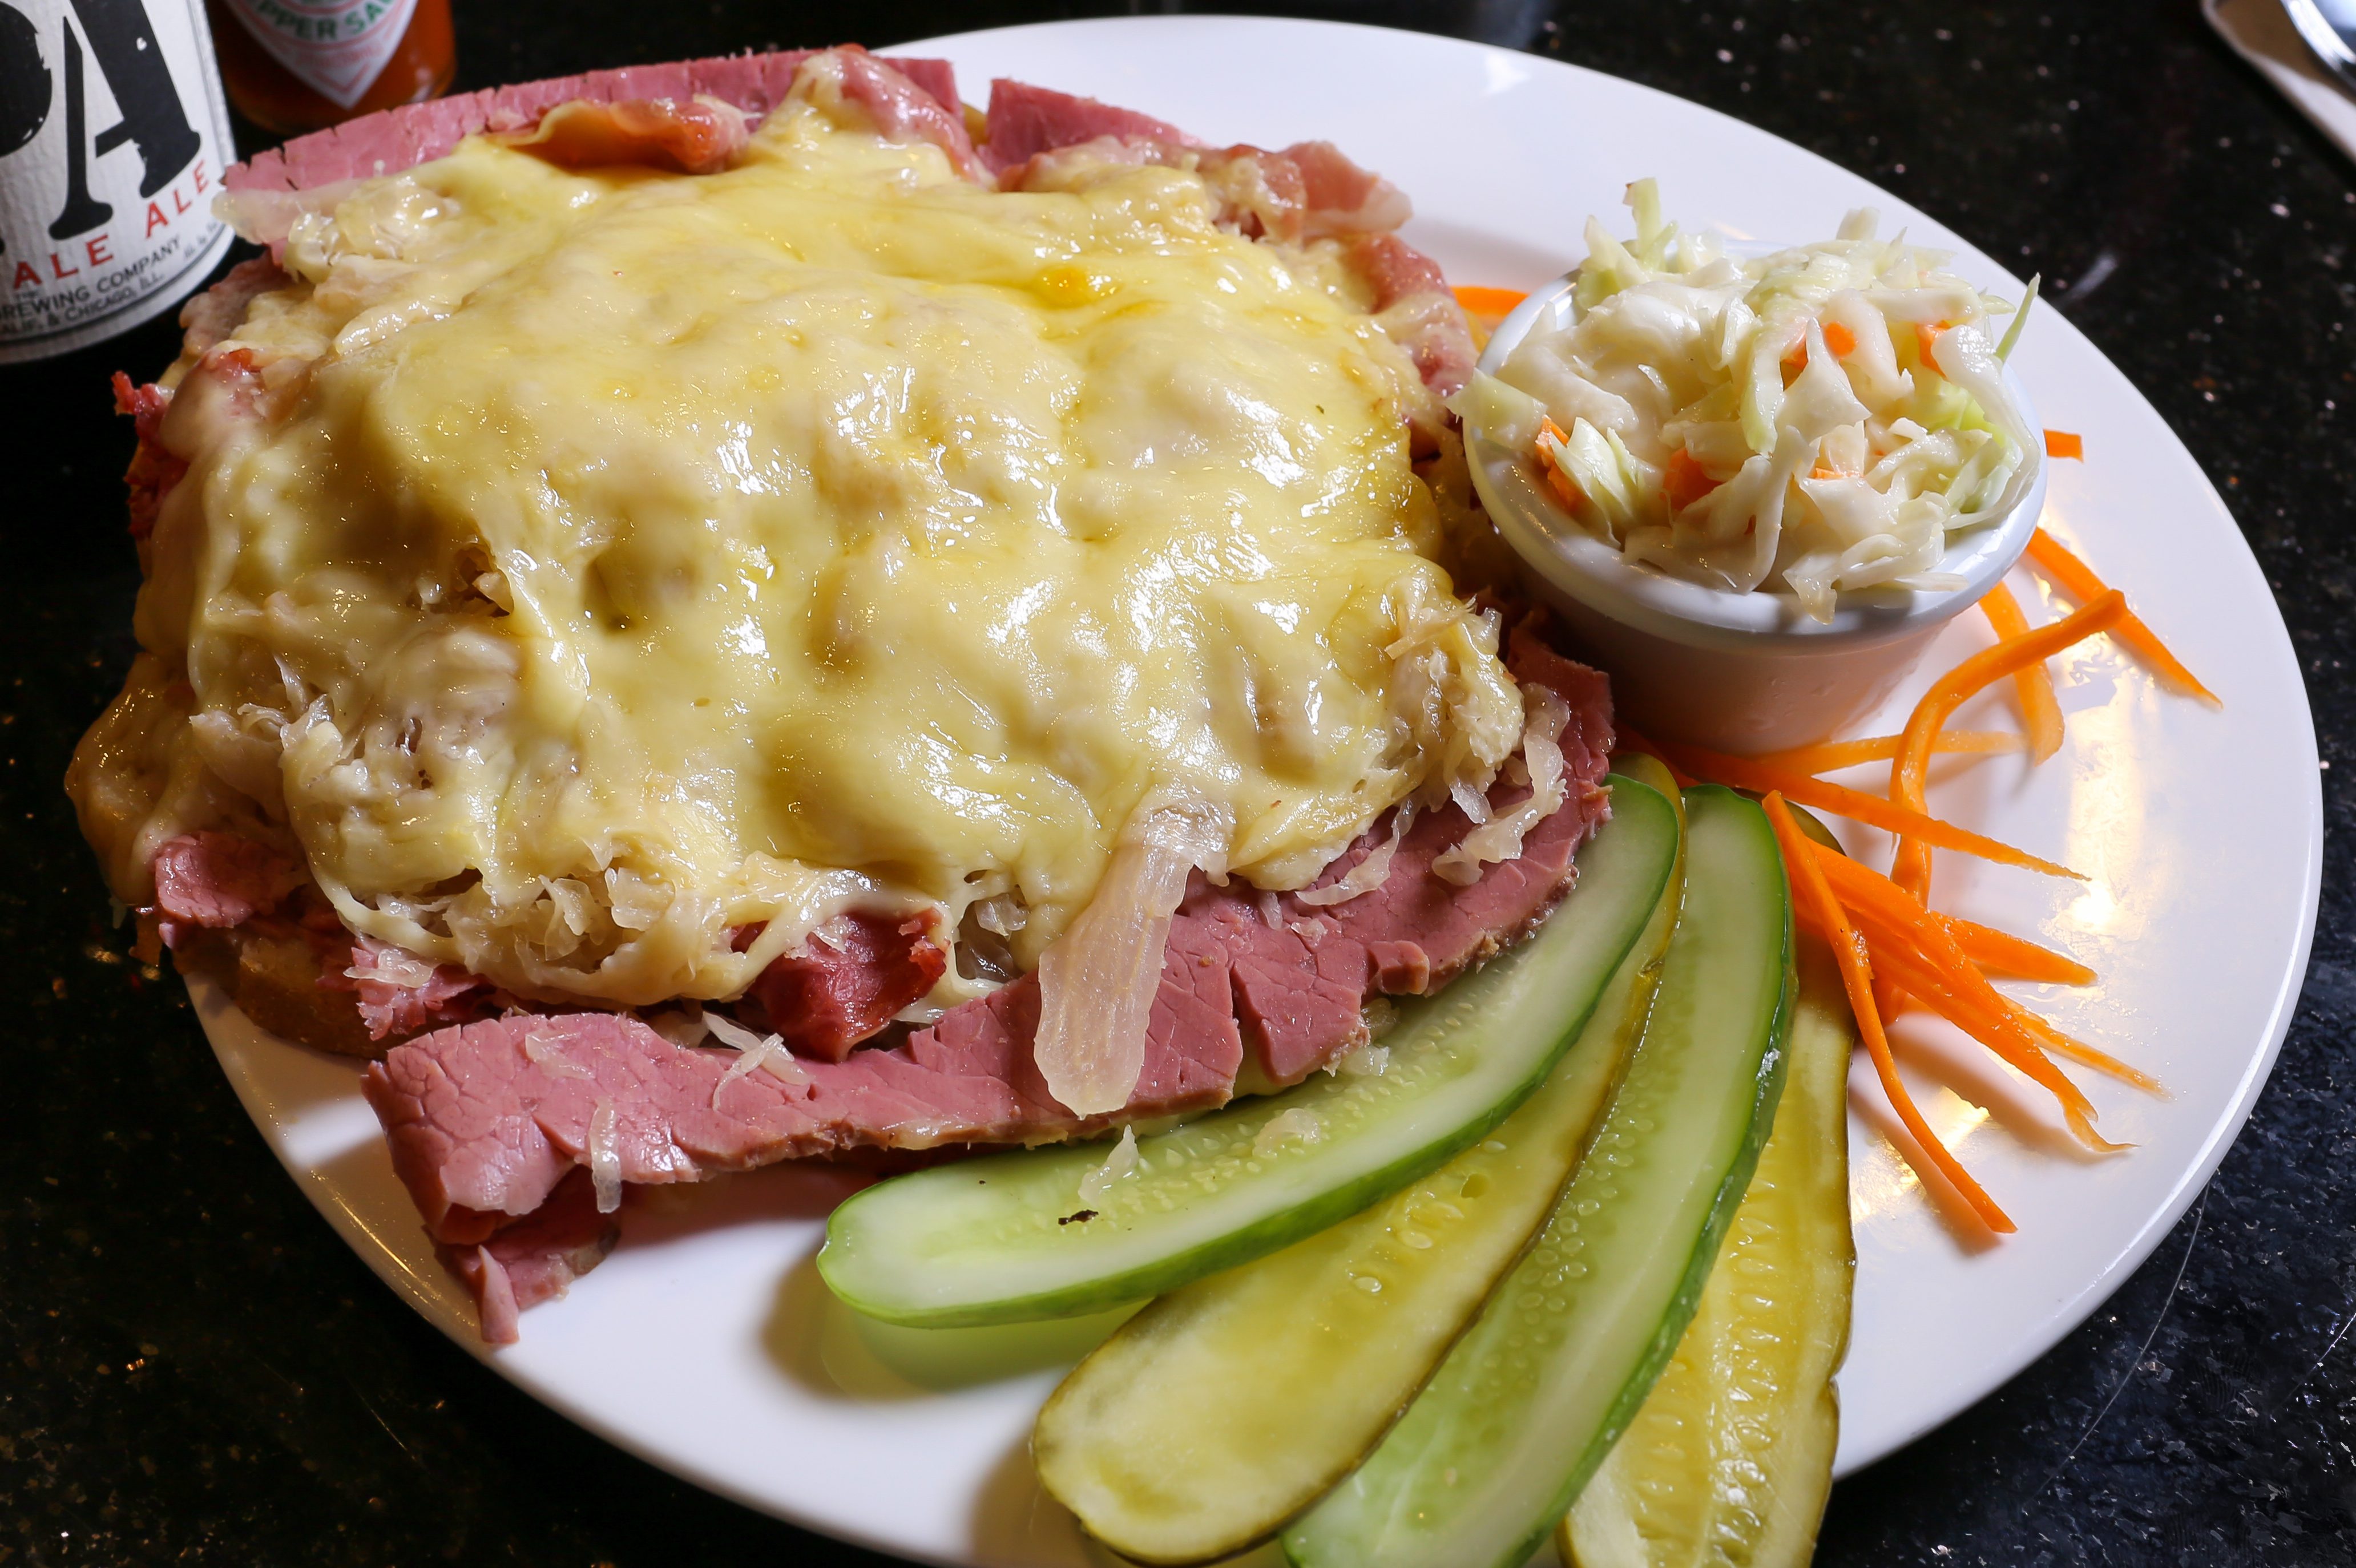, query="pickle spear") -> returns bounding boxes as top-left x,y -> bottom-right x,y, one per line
1562,931 -> 1856,1568
1284,786 -> 1794,1568
1032,783 -> 1685,1564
